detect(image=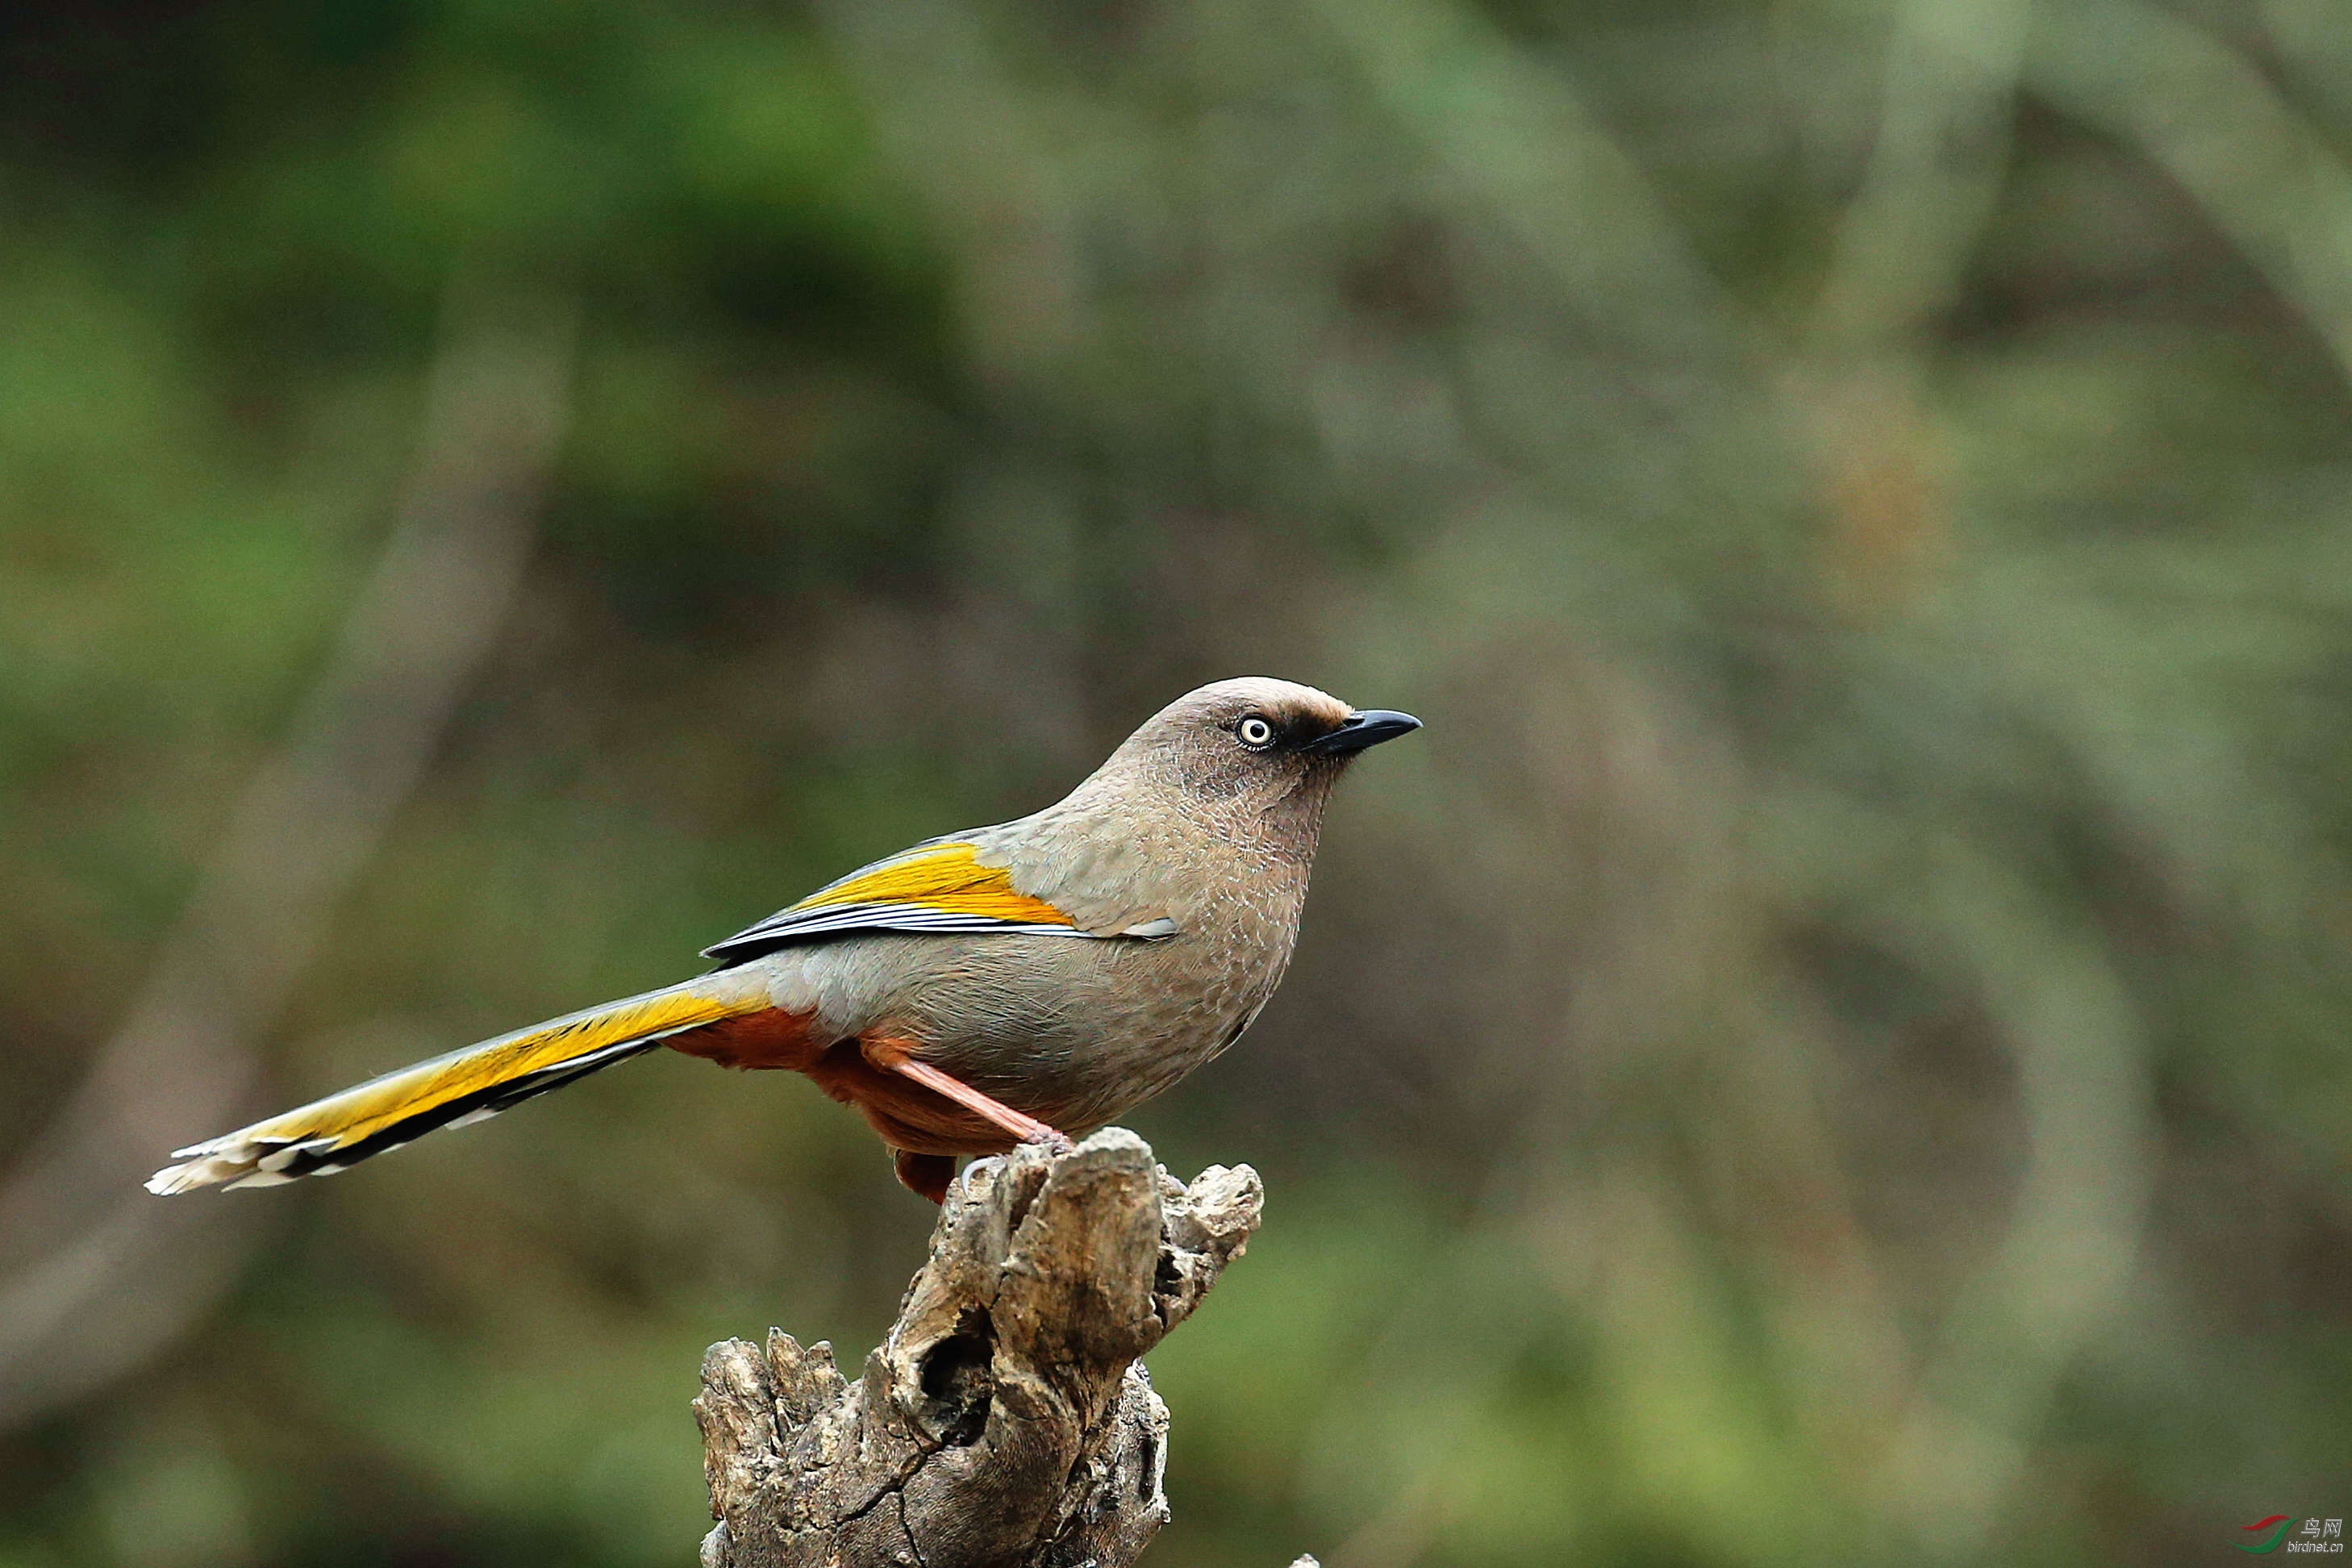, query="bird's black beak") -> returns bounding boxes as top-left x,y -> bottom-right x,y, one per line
1305,708 -> 1424,754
